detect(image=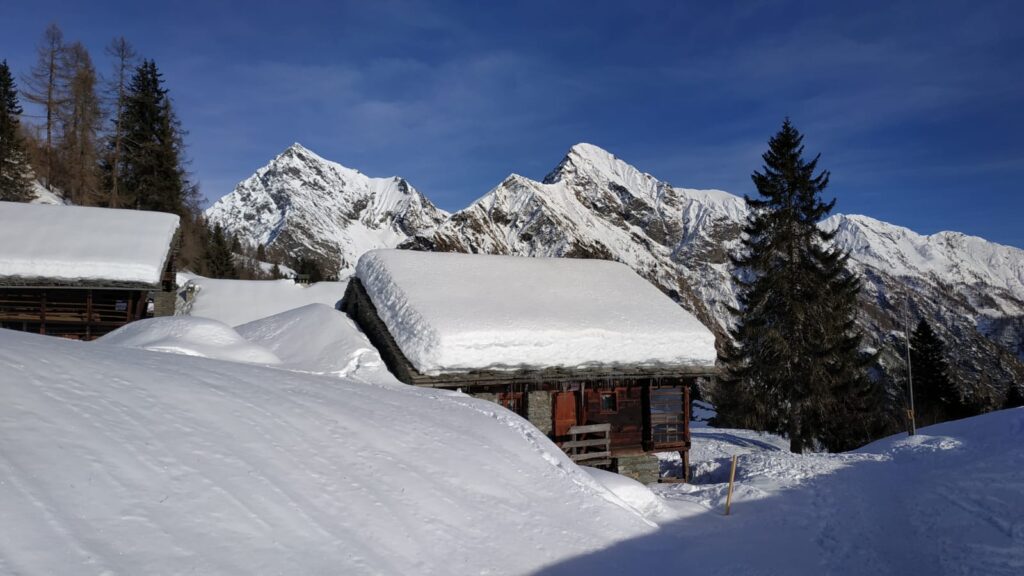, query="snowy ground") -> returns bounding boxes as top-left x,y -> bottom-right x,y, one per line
0,327 -> 654,575
2,302 -> 1021,574
544,417 -> 1024,575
